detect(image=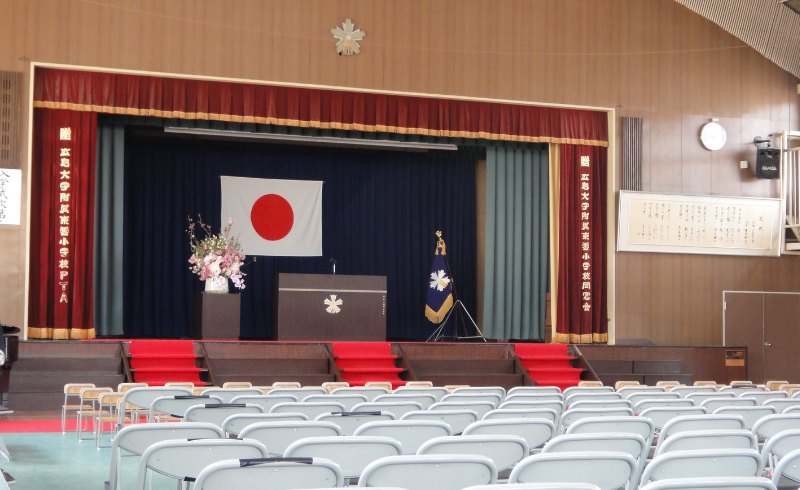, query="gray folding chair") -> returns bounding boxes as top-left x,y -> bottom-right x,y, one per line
466,484 -> 600,490
222,412 -> 309,436
418,434 -> 529,471
565,393 -> 623,407
463,418 -> 556,453
565,416 -> 655,449
663,386 -> 715,398
271,402 -> 347,419
508,386 -> 562,396
625,392 -> 681,407
685,392 -> 735,404
184,403 -> 265,426
654,429 -> 758,458
429,401 -> 495,418
559,408 -> 634,433
331,387 -> 390,401
393,386 -> 449,402
633,399 -> 695,415
401,409 -> 479,434
284,436 -> 403,481
442,393 -> 503,408
354,420 -> 452,453
148,394 -> 223,422
194,456 -> 344,490
304,394 -> 369,410
760,428 -> 800,474
616,387 -> 667,399
482,408 -> 560,427
562,386 -> 615,397
352,401 -> 424,417
106,422 -> 224,490
116,387 -> 194,431
201,388 -> 264,403
640,449 -> 762,487
268,387 -> 329,399
741,391 -> 787,405
700,397 -> 758,413
720,387 -> 767,397
239,421 -> 343,456
655,414 -> 746,454
452,386 -> 507,399
317,410 -> 396,436
508,451 -> 637,490
772,447 -> 800,487
568,400 -> 632,412
375,393 -> 437,409
505,394 -> 565,403
752,414 -> 800,442
762,398 -> 800,413
639,477 -> 777,490
230,394 -> 298,412
500,400 -> 566,415
135,438 -> 269,490
637,407 -> 707,432
359,454 -> 498,490
712,406 -> 777,430
543,433 -> 648,482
